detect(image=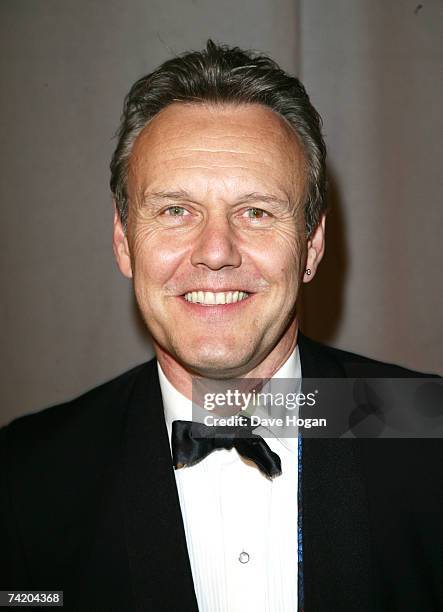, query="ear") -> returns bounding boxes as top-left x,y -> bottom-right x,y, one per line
303,214 -> 326,283
112,204 -> 133,278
